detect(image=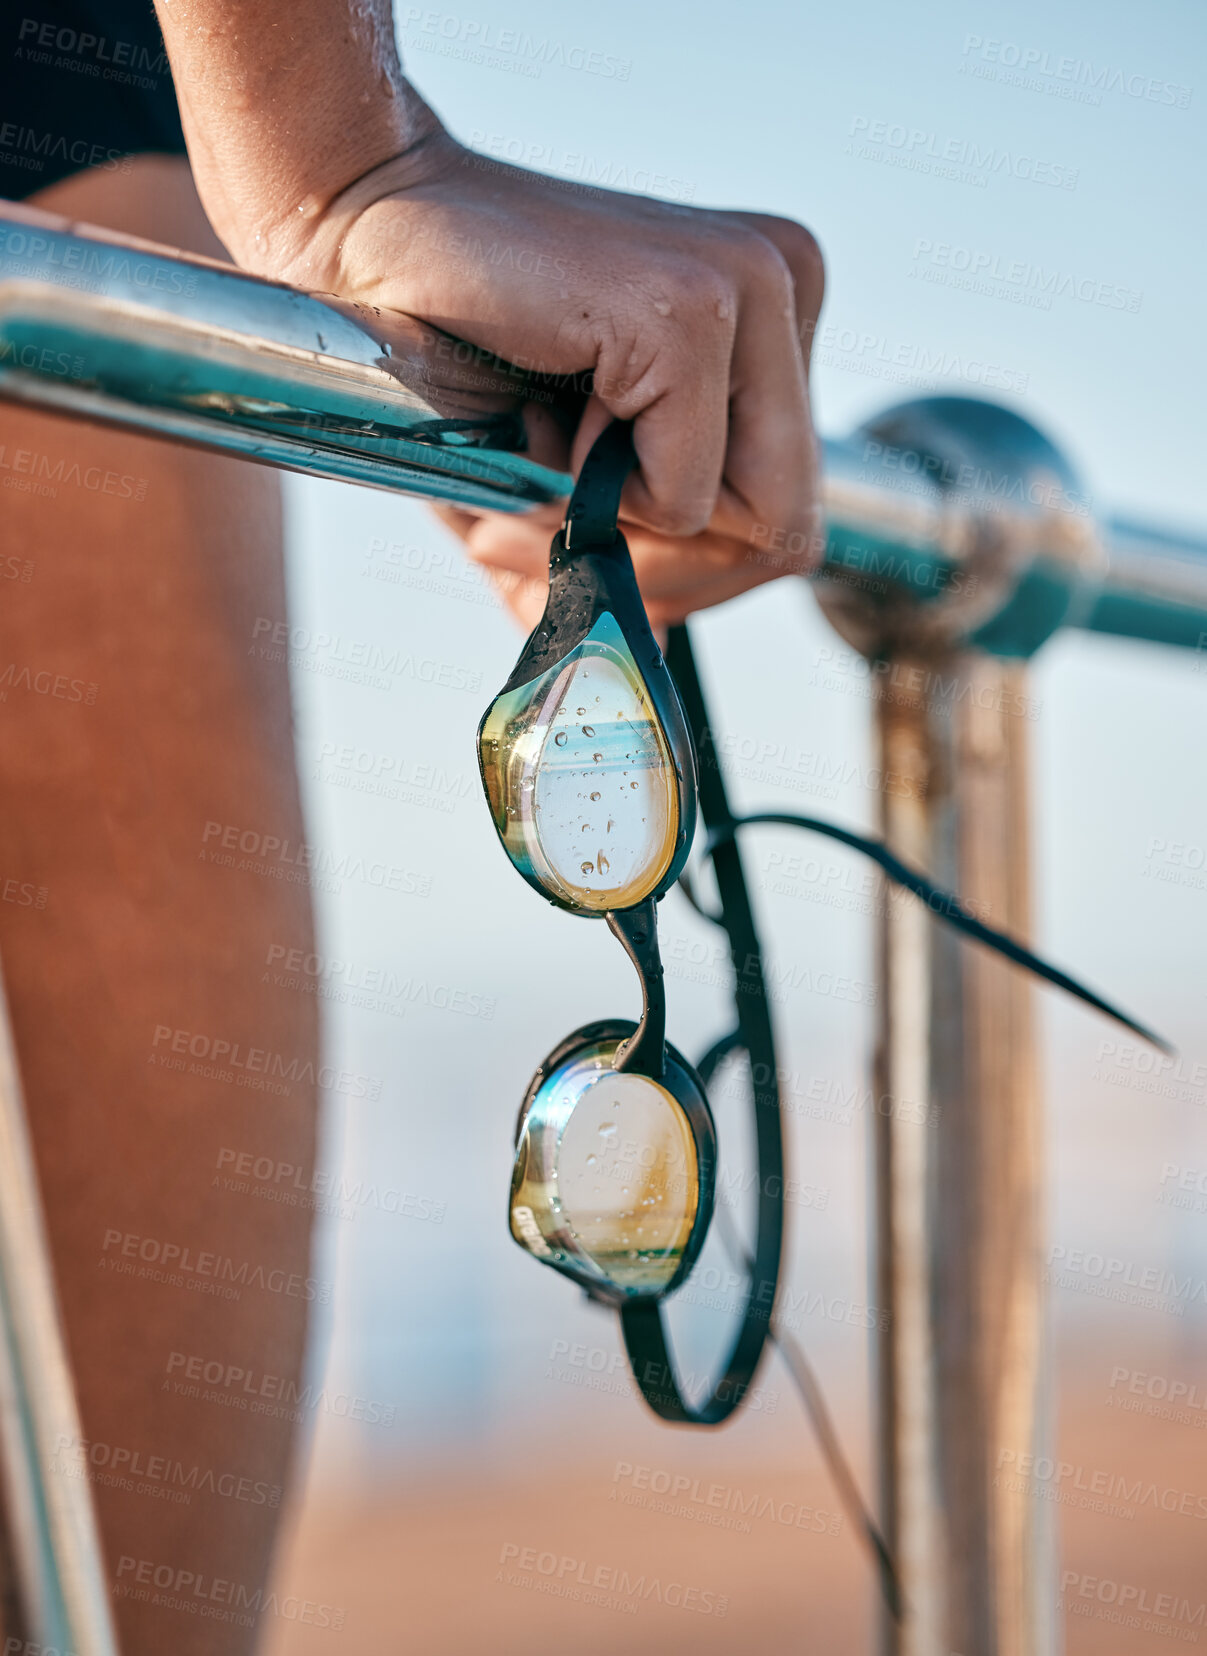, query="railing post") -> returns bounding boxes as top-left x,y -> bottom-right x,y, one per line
872,652 -> 1053,1656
